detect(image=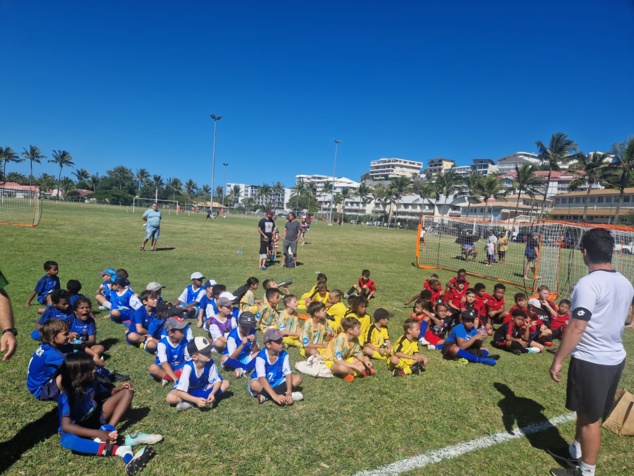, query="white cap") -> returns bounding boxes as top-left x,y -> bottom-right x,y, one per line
146,282 -> 165,291
190,272 -> 205,280
219,291 -> 237,301
528,298 -> 541,308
